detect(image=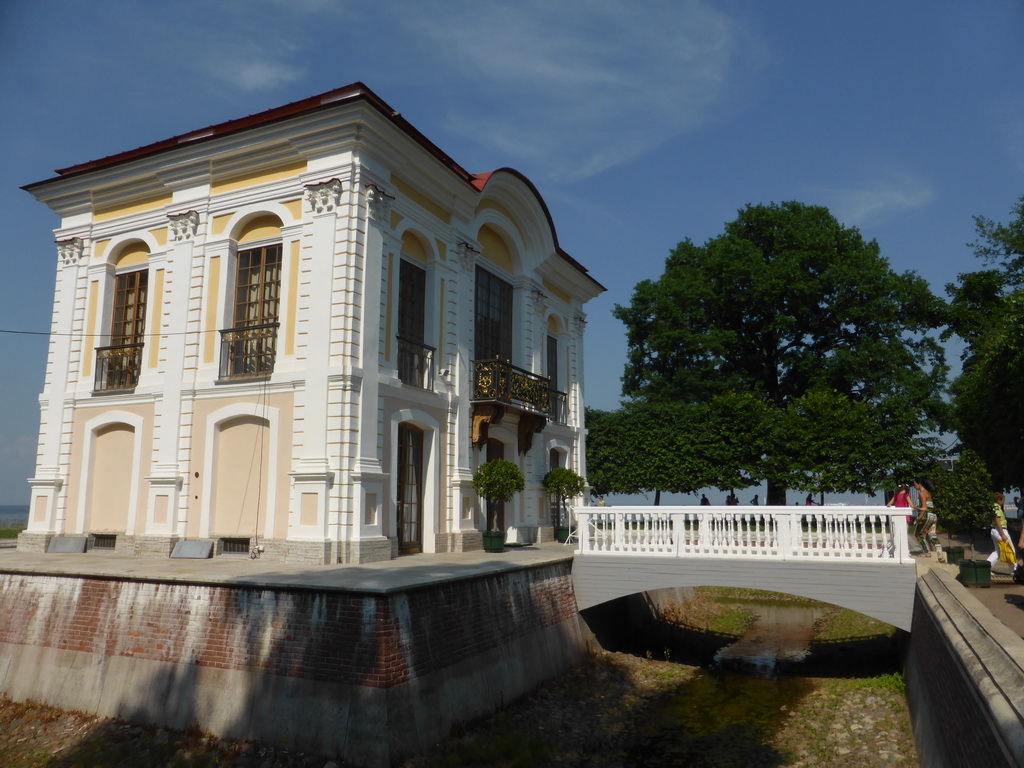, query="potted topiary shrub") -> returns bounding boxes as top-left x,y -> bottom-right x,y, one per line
932,450 -> 995,587
473,458 -> 525,553
543,467 -> 586,543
